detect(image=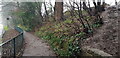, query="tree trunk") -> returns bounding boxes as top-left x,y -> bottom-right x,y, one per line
54,0 -> 63,21
93,0 -> 97,8
44,2 -> 49,19
97,0 -> 101,12
115,0 -> 117,5
102,0 -> 105,11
